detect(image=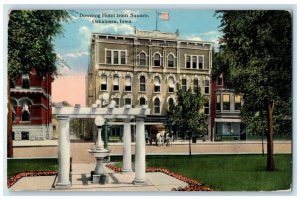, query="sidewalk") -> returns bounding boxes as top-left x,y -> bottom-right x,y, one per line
13,140 -> 291,163
9,163 -> 188,192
